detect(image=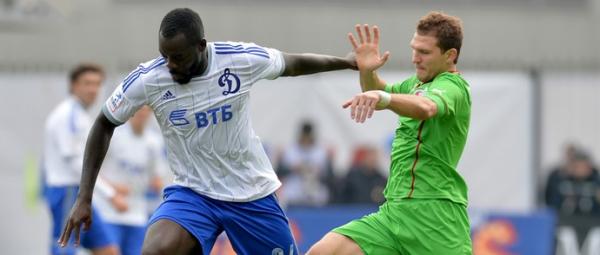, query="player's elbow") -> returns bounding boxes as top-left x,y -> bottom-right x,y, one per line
415,100 -> 437,120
